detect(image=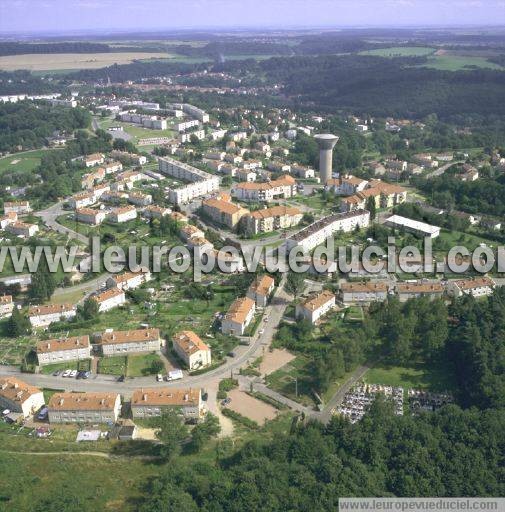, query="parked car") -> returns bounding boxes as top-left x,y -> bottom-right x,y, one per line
156,374 -> 163,382
76,371 -> 85,379
69,370 -> 78,378
62,369 -> 71,377
117,375 -> 125,382
52,370 -> 62,376
37,407 -> 48,420
82,371 -> 91,379
227,351 -> 236,358
258,329 -> 264,336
